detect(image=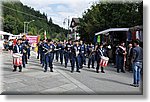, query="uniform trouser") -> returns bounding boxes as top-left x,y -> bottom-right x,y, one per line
96,57 -> 104,72
22,54 -> 26,68
49,53 -> 54,69
64,52 -> 72,66
40,53 -> 45,67
71,55 -> 80,71
88,55 -> 95,68
27,48 -> 30,59
132,62 -> 142,85
44,53 -> 54,71
80,53 -> 86,67
127,57 -> 133,71
117,56 -> 124,72
55,51 -> 59,61
37,50 -> 40,59
13,65 -> 22,71
116,54 -> 119,67
59,50 -> 64,64
24,54 -> 28,64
